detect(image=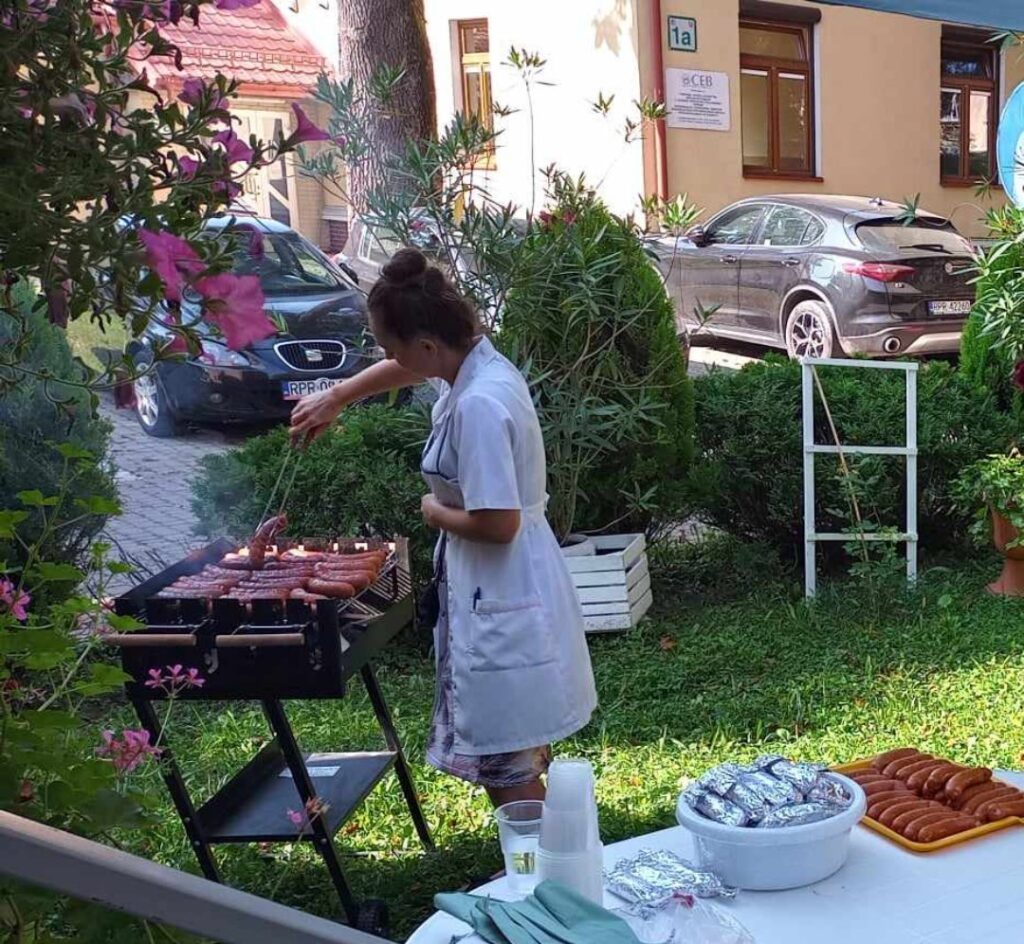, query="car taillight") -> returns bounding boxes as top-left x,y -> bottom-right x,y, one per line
843,261 -> 916,282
